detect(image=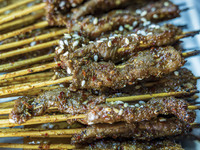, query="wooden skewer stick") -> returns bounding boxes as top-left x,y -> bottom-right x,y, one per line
0,29 -> 68,51
0,114 -> 85,127
106,90 -> 199,102
190,123 -> 200,128
0,143 -> 76,149
182,50 -> 200,58
0,53 -> 55,72
194,76 -> 200,80
0,40 -> 59,59
0,61 -> 60,80
0,128 -> 82,137
0,108 -> 12,115
0,101 -> 16,108
0,85 -> 60,98
0,90 -> 198,115
0,76 -> 52,86
0,12 -> 44,31
0,77 -> 72,96
175,30 -> 200,40
0,72 -> 54,85
0,21 -> 48,41
188,105 -> 200,110
0,3 -> 46,25
0,0 -> 36,14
